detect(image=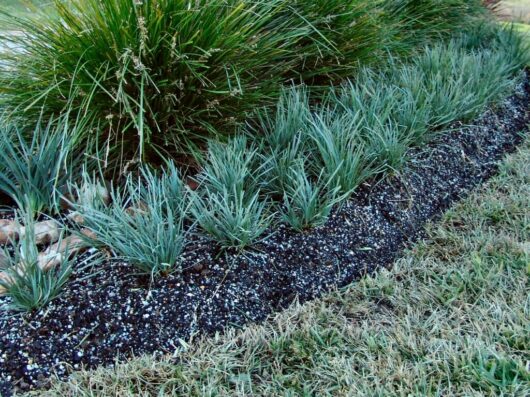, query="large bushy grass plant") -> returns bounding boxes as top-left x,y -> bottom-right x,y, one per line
0,0 -> 490,164
0,0 -> 383,162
